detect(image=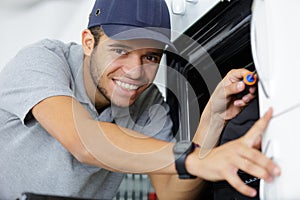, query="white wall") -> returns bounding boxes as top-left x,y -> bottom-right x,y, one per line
0,0 -> 94,70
